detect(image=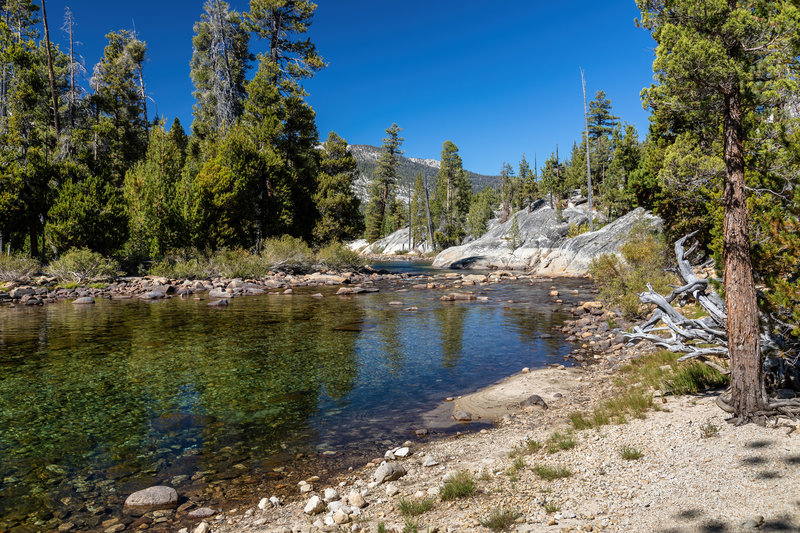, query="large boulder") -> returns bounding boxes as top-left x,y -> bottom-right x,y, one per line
432,204 -> 661,275
358,227 -> 432,256
123,486 -> 178,515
